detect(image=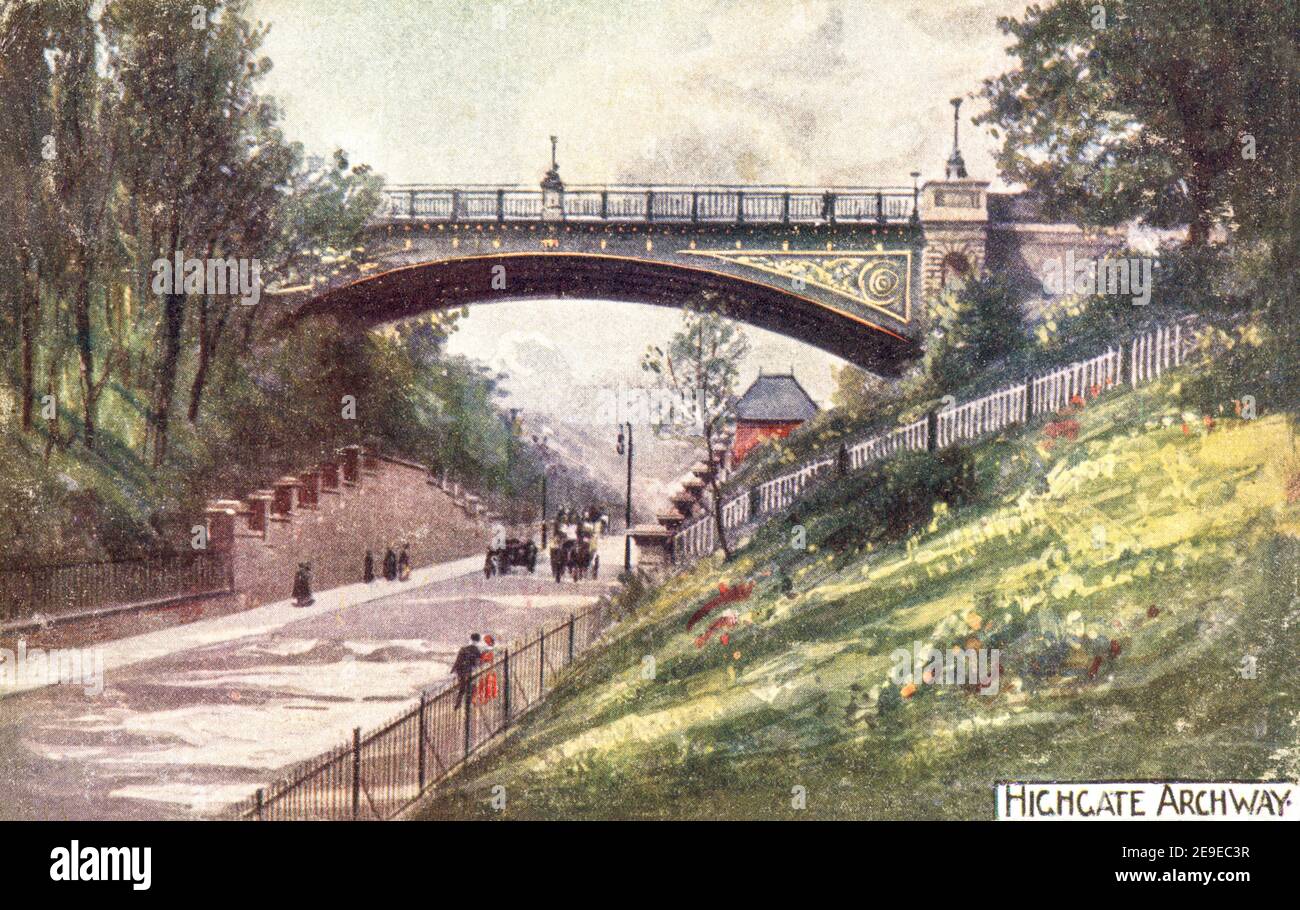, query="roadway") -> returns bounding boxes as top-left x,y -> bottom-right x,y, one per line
0,538 -> 626,820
